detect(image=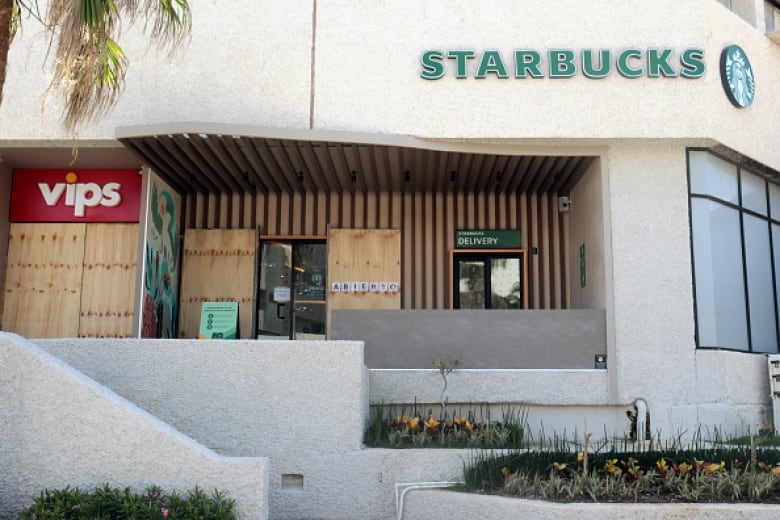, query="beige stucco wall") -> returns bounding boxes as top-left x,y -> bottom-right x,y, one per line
0,333 -> 269,519
0,163 -> 10,329
402,488 -> 780,519
605,141 -> 772,434
313,0 -> 780,168
0,1 -> 777,171
569,158 -> 607,310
